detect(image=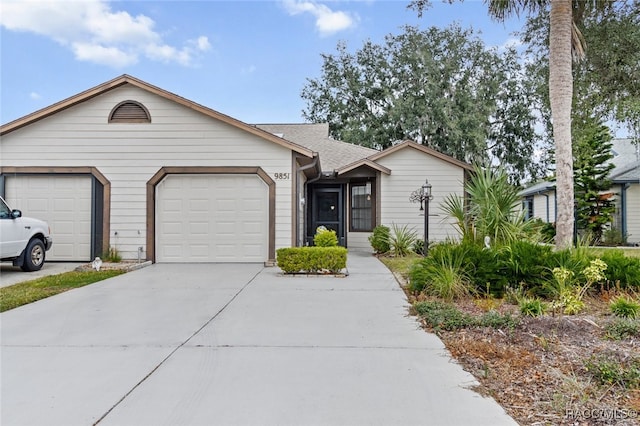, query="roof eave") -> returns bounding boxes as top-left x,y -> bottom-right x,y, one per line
367,140 -> 474,171
336,159 -> 391,176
